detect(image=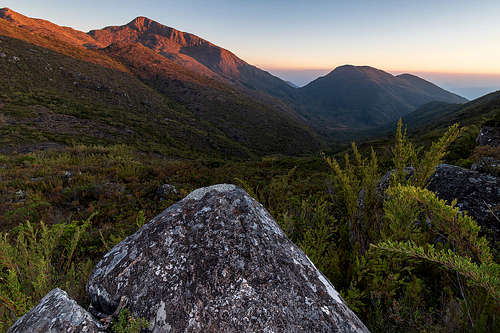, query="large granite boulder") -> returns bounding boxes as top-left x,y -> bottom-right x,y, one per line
477,126 -> 500,147
427,164 -> 500,241
7,288 -> 101,333
87,184 -> 369,332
